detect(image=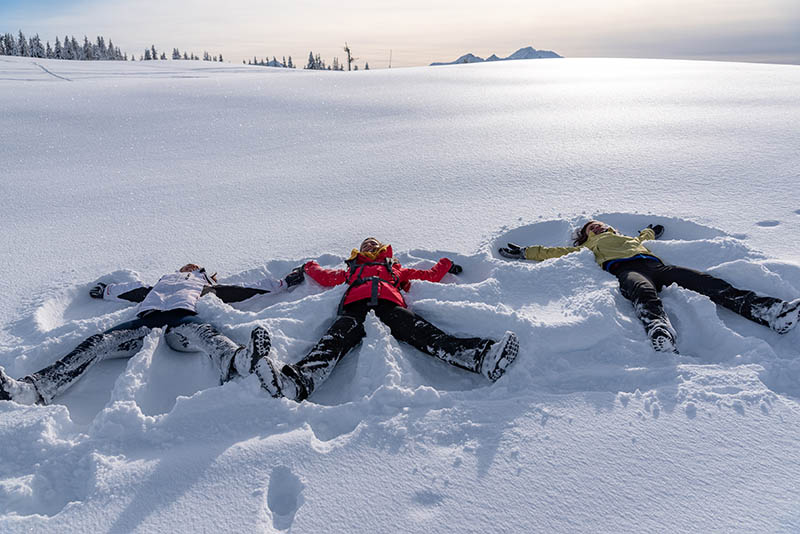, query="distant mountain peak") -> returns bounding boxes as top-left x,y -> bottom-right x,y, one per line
431,46 -> 561,66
